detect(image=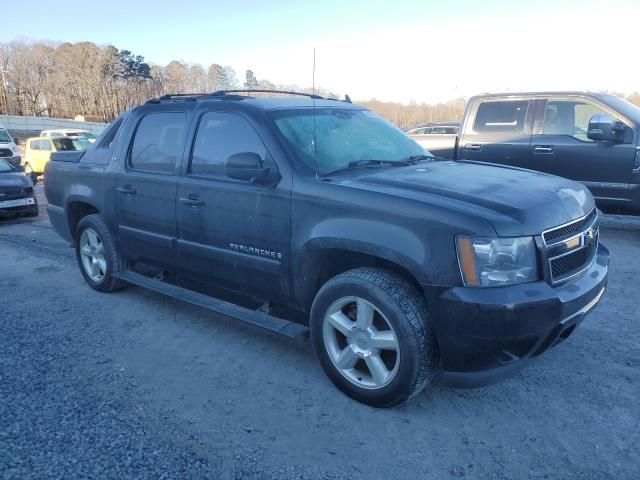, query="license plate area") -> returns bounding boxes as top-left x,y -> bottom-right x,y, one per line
0,198 -> 34,208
